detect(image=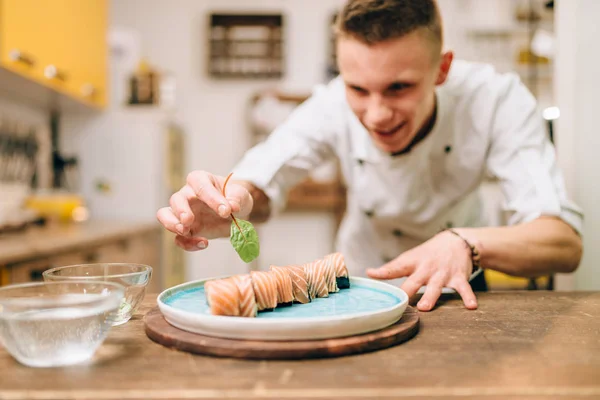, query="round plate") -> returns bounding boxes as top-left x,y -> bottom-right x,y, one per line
157,276 -> 408,341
